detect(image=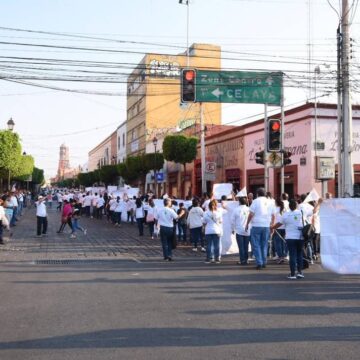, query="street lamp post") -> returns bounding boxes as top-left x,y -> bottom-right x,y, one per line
153,137 -> 158,198
6,118 -> 15,190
